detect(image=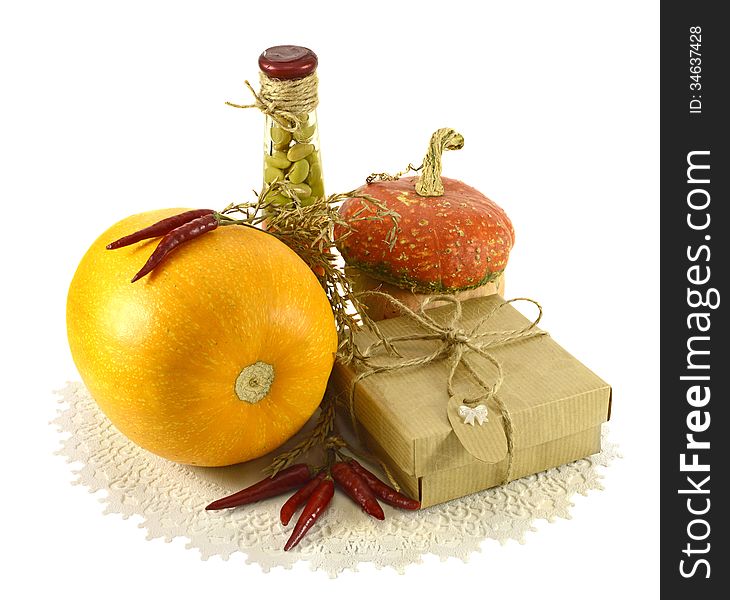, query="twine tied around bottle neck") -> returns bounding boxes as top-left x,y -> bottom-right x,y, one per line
347,291 -> 547,484
226,71 -> 319,132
